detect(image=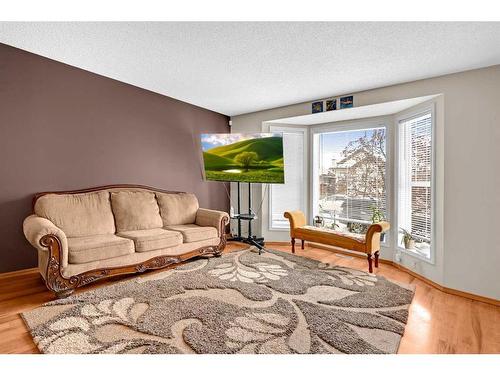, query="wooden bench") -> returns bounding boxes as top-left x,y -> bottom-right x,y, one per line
284,210 -> 390,273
